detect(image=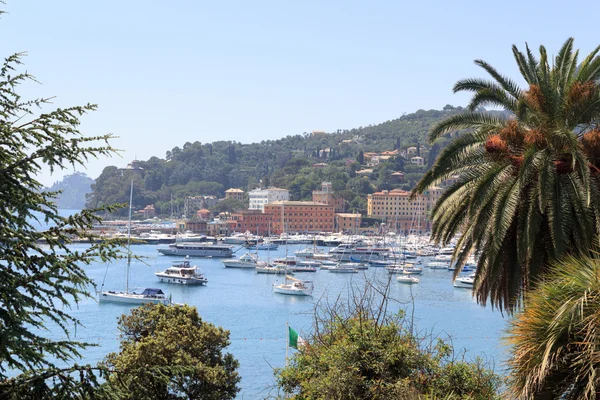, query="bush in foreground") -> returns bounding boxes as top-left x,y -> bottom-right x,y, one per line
276,298 -> 500,399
